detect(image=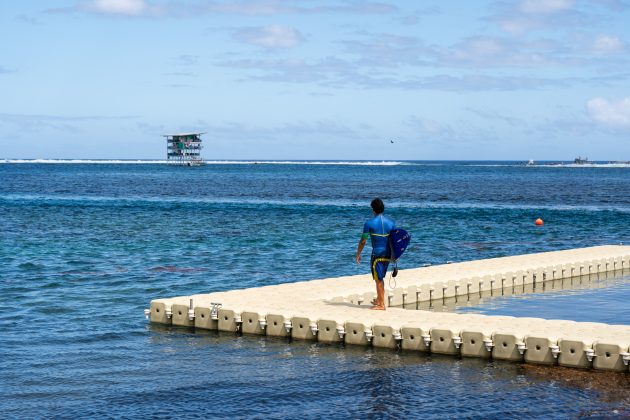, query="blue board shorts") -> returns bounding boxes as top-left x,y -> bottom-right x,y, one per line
371,254 -> 390,282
